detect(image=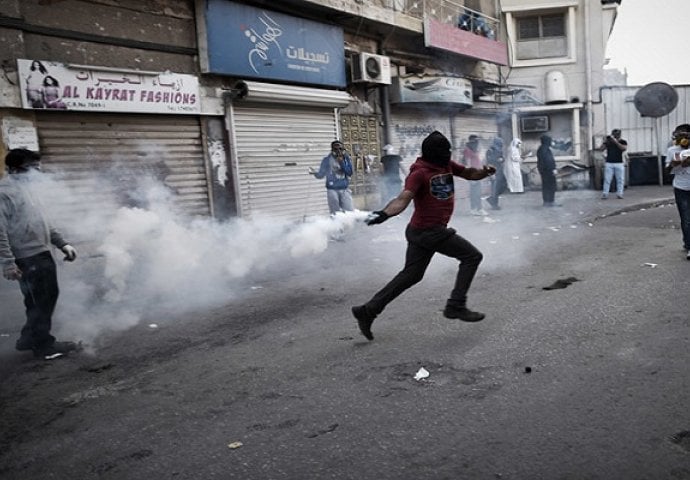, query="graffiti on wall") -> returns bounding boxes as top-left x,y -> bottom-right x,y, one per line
208,139 -> 227,186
